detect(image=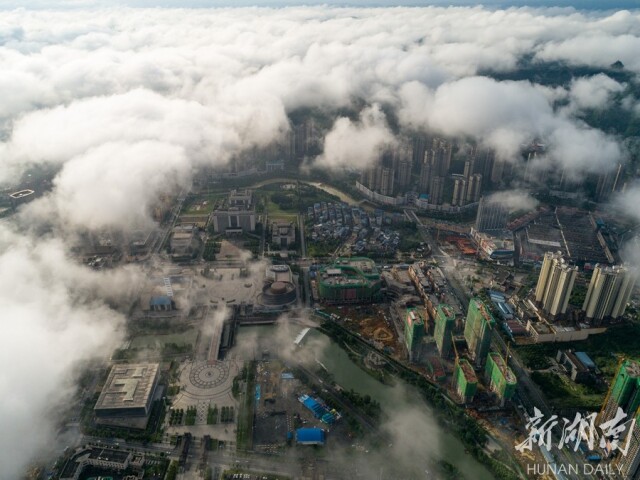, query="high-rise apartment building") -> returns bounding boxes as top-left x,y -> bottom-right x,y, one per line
583,264 -> 636,324
395,160 -> 412,189
534,251 -> 578,318
451,177 -> 467,206
431,176 -> 444,205
434,304 -> 456,358
464,298 -> 496,367
418,161 -> 432,193
466,173 -> 482,203
427,138 -> 452,176
360,164 -> 395,196
475,196 -> 508,232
